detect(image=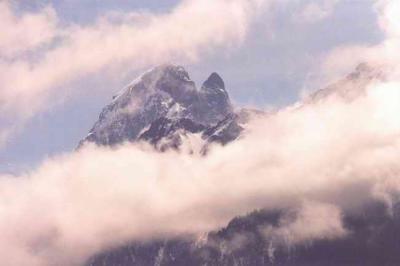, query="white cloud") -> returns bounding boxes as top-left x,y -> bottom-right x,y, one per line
262,201 -> 347,246
0,0 -> 267,147
315,0 -> 400,90
0,2 -> 58,58
1,73 -> 400,265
